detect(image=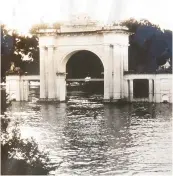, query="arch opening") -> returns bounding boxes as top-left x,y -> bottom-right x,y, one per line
66,50 -> 104,95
